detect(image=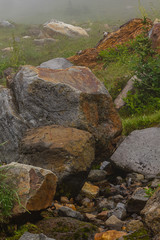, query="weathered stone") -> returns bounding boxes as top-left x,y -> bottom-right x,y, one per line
150,23 -> 160,53
1,47 -> 13,52
114,76 -> 137,110
97,211 -> 108,221
111,128 -> 160,176
151,178 -> 160,188
96,198 -> 116,211
88,170 -> 107,182
68,18 -> 152,69
0,20 -> 15,28
19,125 -> 94,197
12,65 -> 121,161
105,215 -> 124,230
94,230 -> 127,240
108,203 -> 127,220
127,188 -> 148,213
0,162 -> 57,215
36,217 -> 98,240
43,20 -> 89,38
19,232 -> 55,240
0,87 -> 27,163
58,206 -> 84,220
39,58 -> 73,70
60,196 -> 70,204
81,182 -> 100,199
141,187 -> 160,234
126,220 -> 144,232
